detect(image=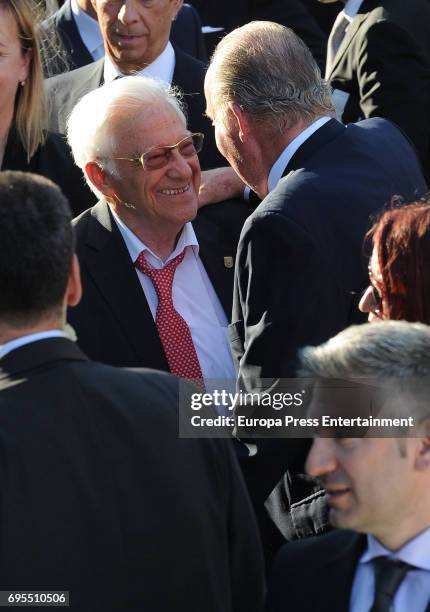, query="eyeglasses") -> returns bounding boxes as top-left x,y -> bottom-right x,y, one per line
111,132 -> 204,171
